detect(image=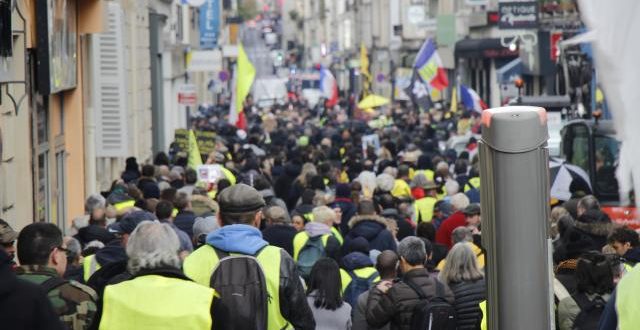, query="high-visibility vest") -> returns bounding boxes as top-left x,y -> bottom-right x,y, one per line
331,227 -> 344,246
99,274 -> 214,330
292,232 -> 331,261
339,267 -> 380,293
413,196 -> 438,223
391,179 -> 412,198
617,264 -> 640,329
480,300 -> 487,330
183,245 -> 290,330
113,200 -> 135,212
465,177 -> 481,192
83,254 -> 101,282
221,167 -> 236,185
